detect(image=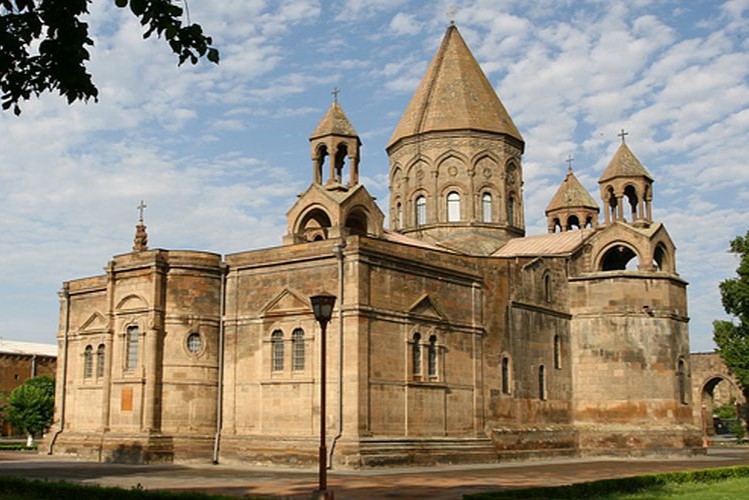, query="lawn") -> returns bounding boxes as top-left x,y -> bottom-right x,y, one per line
602,476 -> 749,499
